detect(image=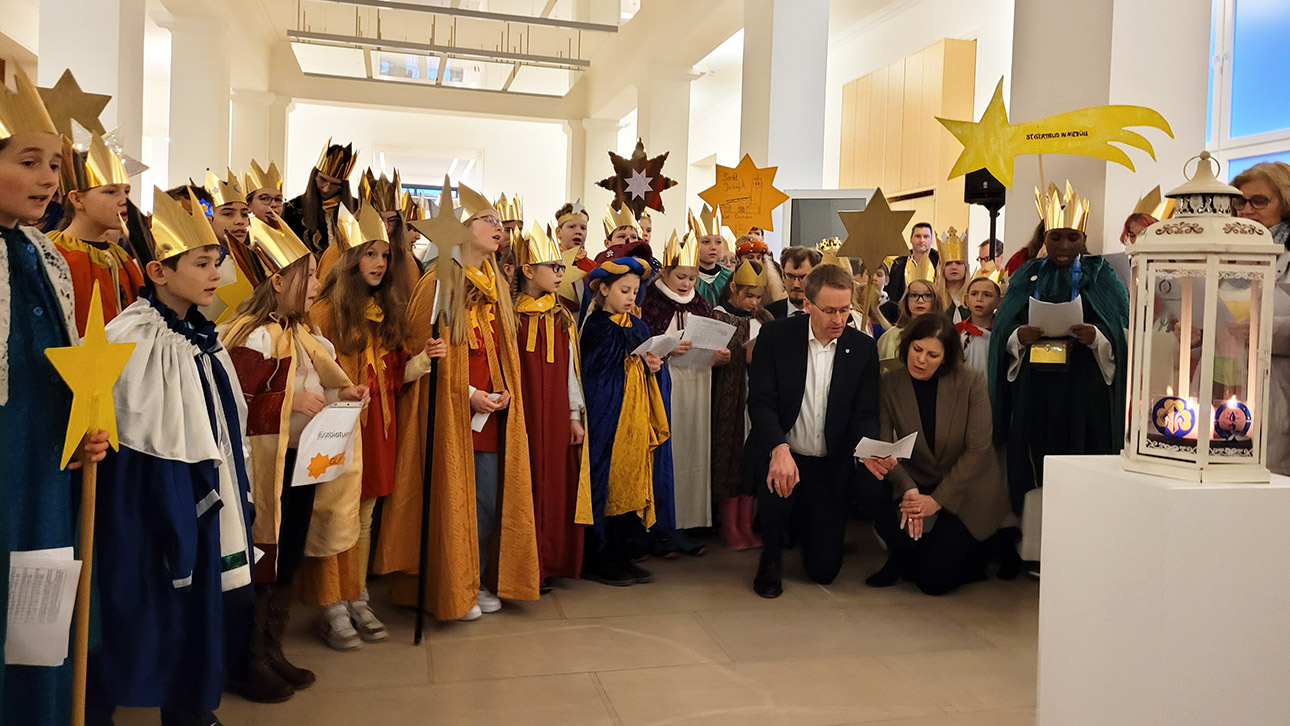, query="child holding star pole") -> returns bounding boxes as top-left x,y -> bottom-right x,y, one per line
0,67 -> 110,726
